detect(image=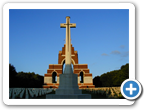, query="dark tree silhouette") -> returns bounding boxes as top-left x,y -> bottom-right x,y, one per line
9,64 -> 17,87
9,64 -> 44,88
93,76 -> 102,87
93,63 -> 129,87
